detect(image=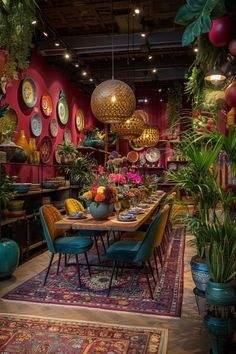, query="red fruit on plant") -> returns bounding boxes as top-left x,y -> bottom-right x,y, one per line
225,81 -> 236,107
229,38 -> 236,57
208,17 -> 235,47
